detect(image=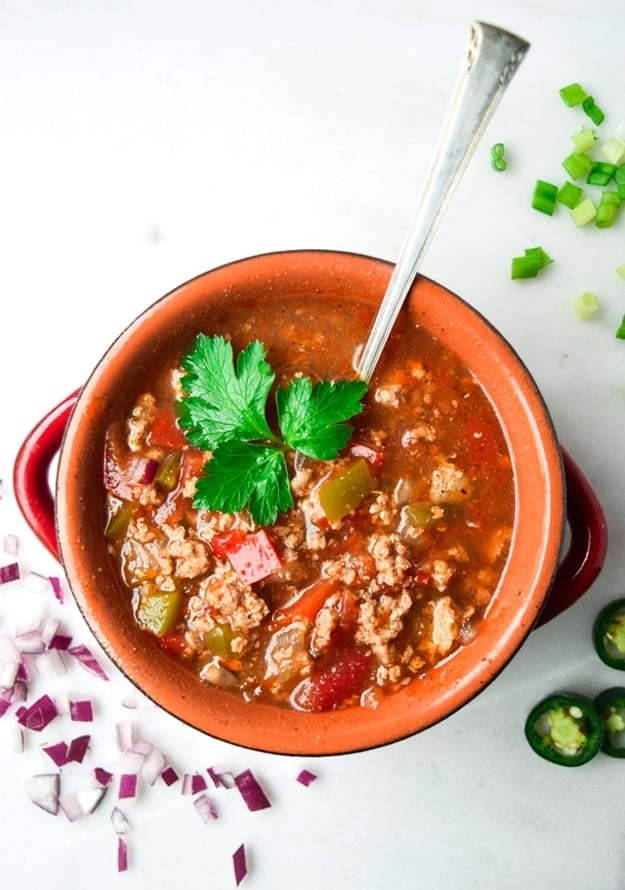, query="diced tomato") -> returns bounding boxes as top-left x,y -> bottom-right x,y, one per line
349,442 -> 384,468
213,529 -> 282,585
276,579 -> 336,625
292,646 -> 372,712
160,632 -> 195,659
148,404 -> 188,450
